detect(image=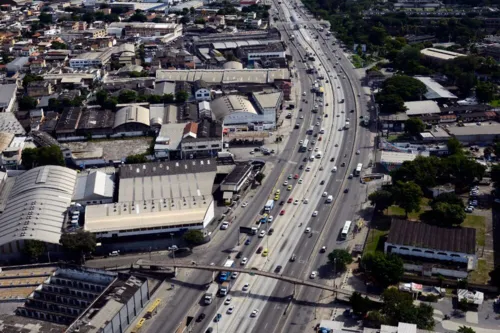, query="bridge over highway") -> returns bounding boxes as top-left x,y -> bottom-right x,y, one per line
136,260 -> 369,297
